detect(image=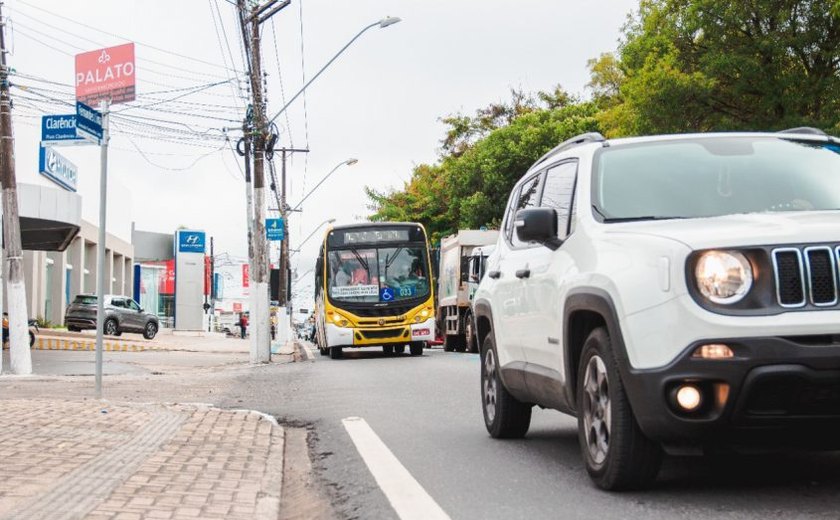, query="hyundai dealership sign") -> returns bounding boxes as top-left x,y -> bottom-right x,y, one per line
38,146 -> 78,192
177,230 -> 206,254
